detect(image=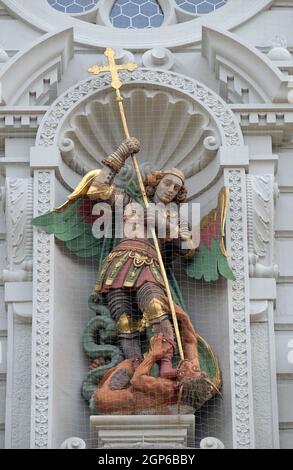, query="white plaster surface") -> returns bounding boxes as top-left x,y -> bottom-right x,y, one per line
0,0 -> 292,450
